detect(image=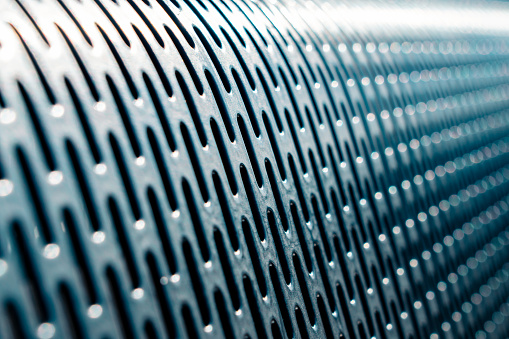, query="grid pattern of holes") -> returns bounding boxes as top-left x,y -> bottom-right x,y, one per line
0,0 -> 508,338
